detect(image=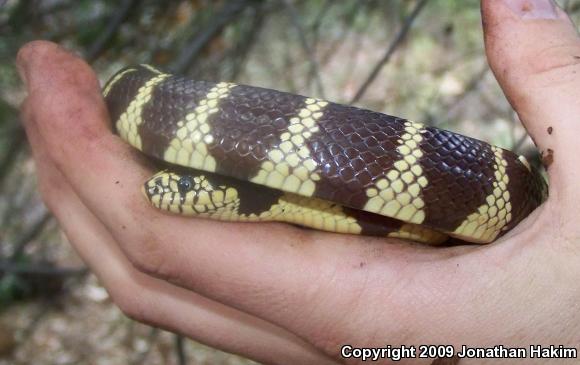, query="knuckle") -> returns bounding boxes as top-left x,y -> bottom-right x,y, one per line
120,225 -> 173,280
108,284 -> 149,324
116,198 -> 193,284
